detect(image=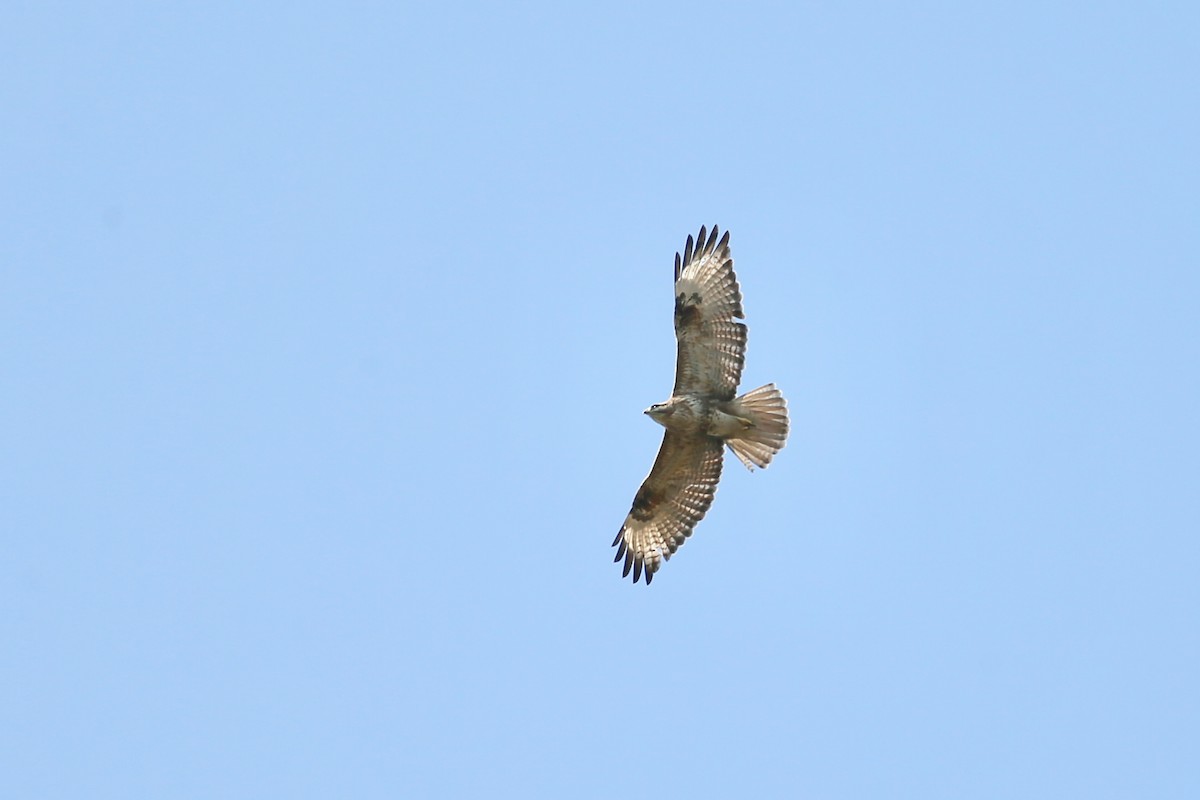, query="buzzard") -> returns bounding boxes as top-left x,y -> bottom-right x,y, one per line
613,225 -> 789,584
